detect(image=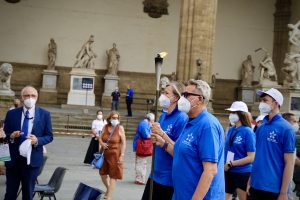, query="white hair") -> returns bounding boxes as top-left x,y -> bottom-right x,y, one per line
145,113 -> 155,122
188,79 -> 211,104
21,86 -> 38,96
